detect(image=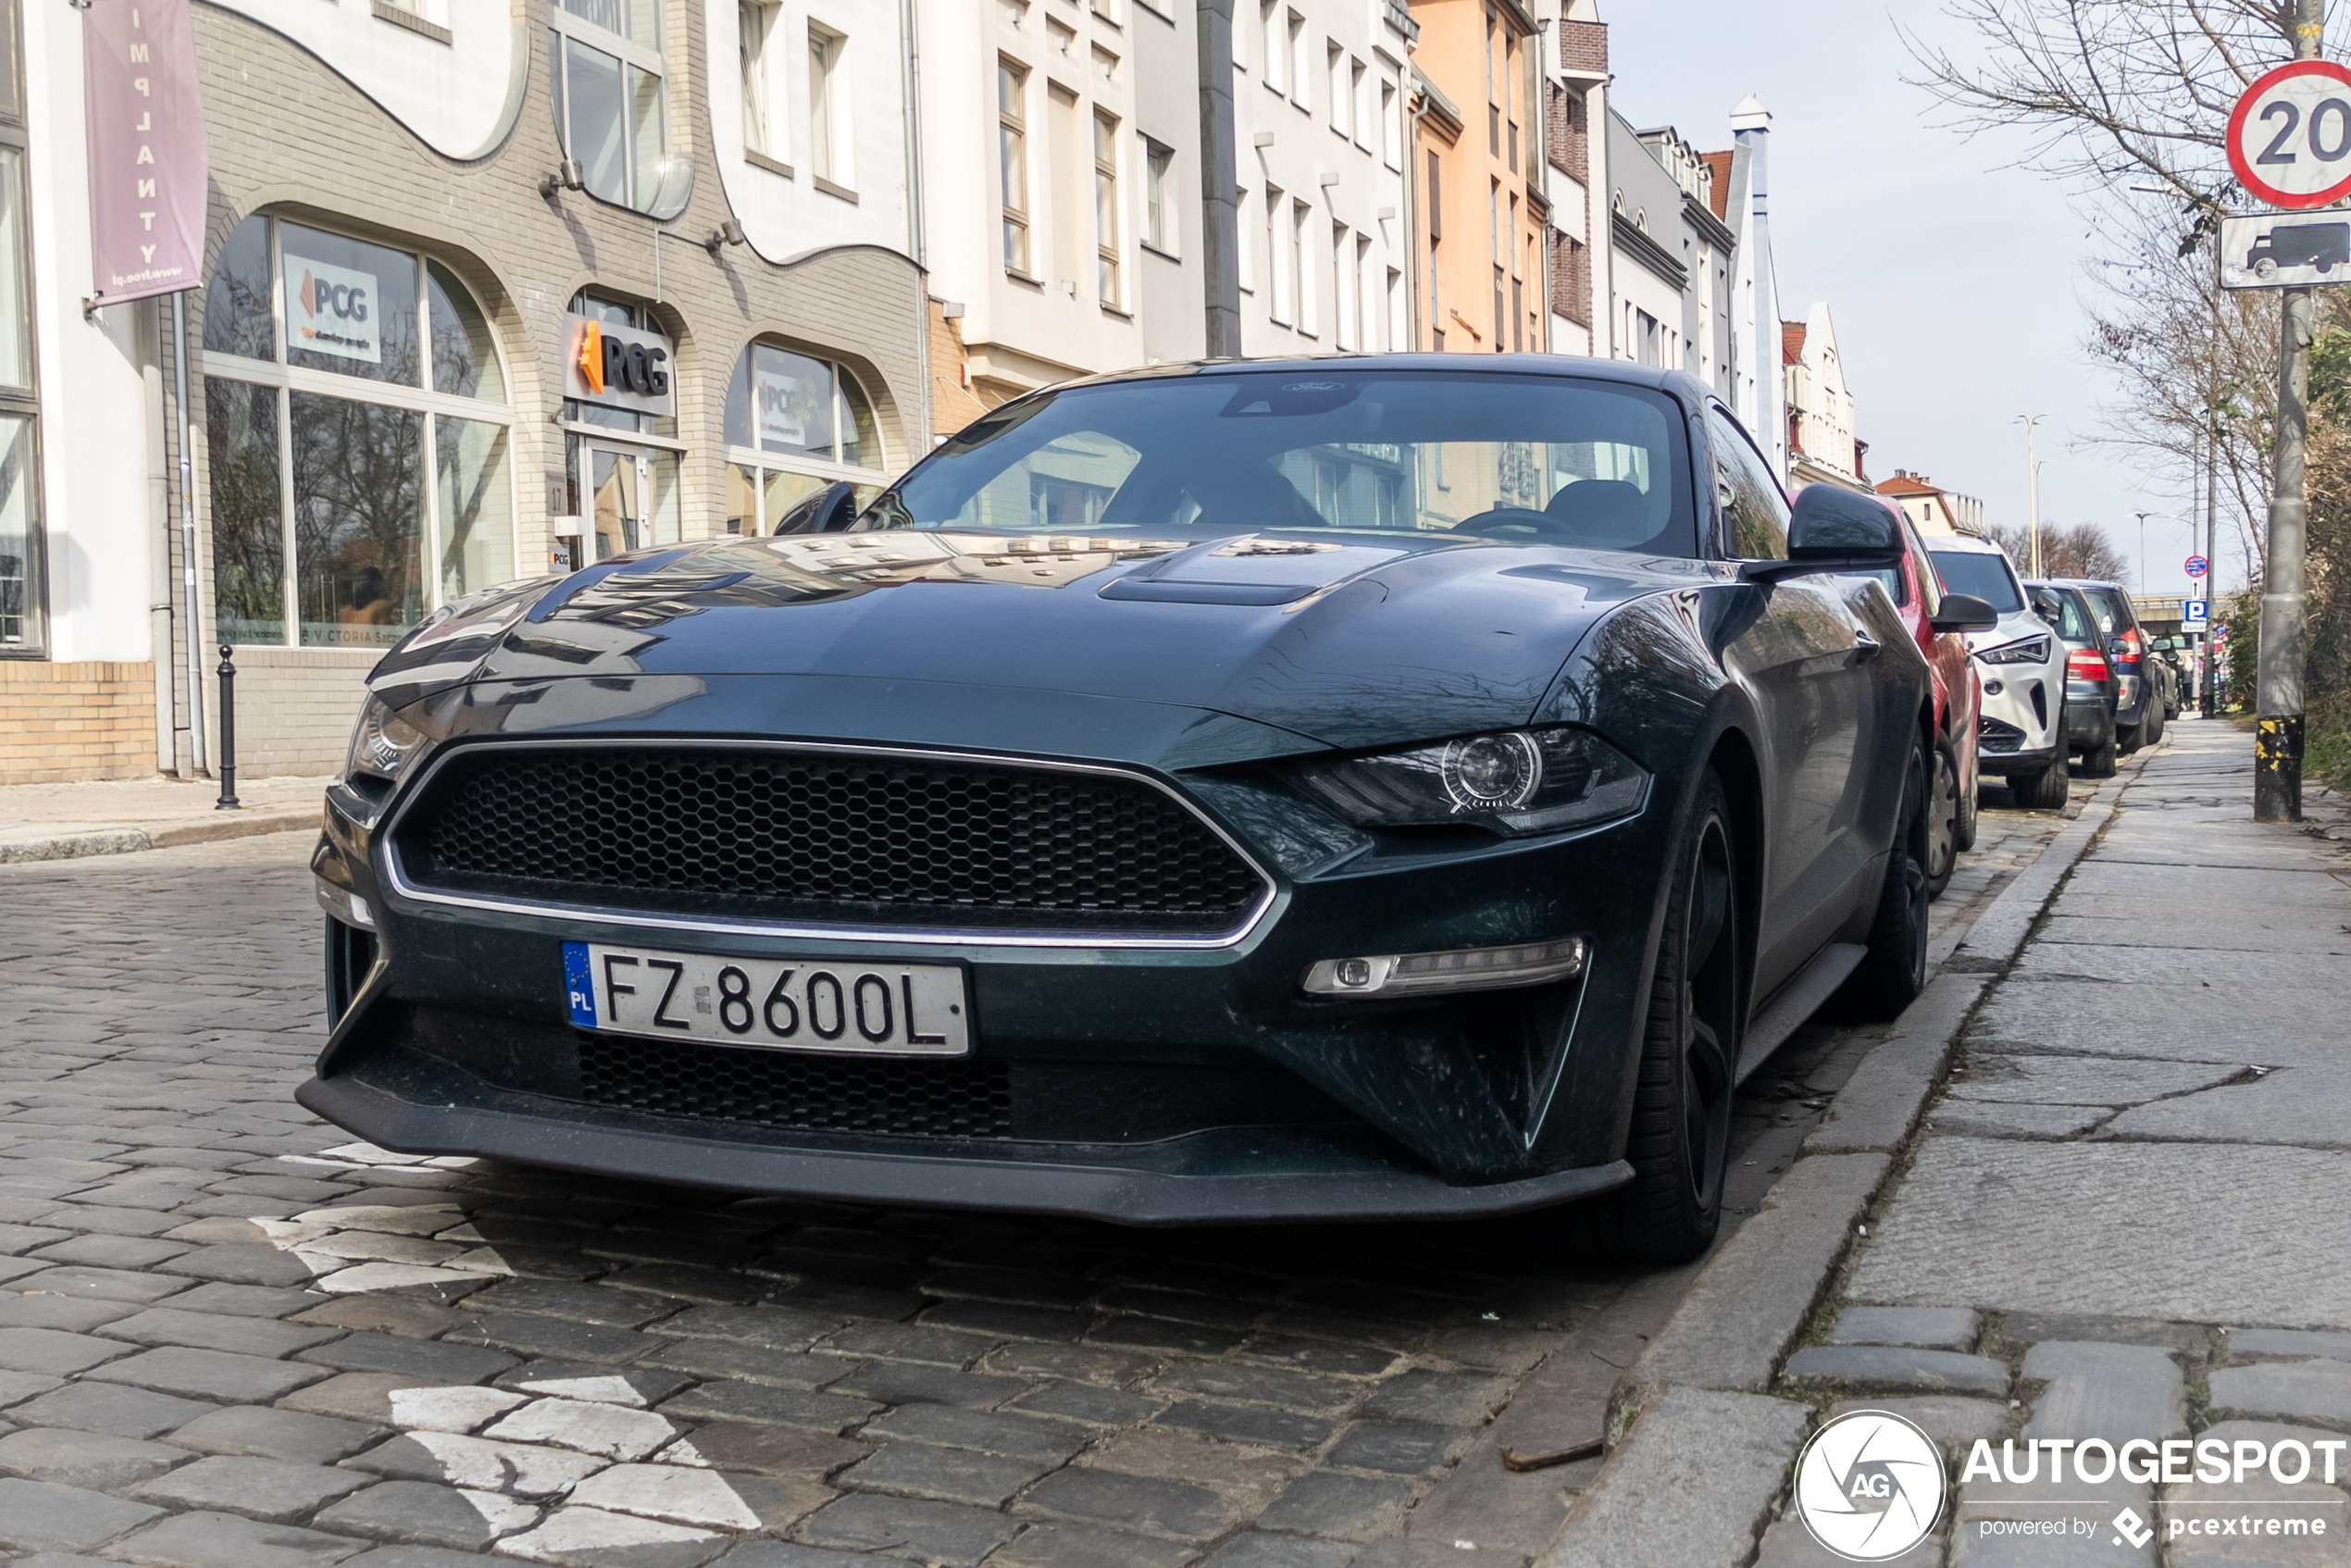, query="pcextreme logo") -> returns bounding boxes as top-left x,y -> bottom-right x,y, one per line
575,319 -> 605,395
1795,1410 -> 1946,1562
